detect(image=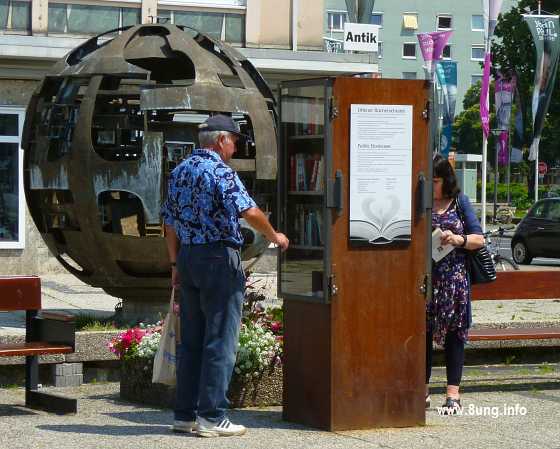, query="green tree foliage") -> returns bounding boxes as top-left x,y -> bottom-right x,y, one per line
453,81 -> 494,155
454,80 -> 530,185
453,79 -> 516,170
